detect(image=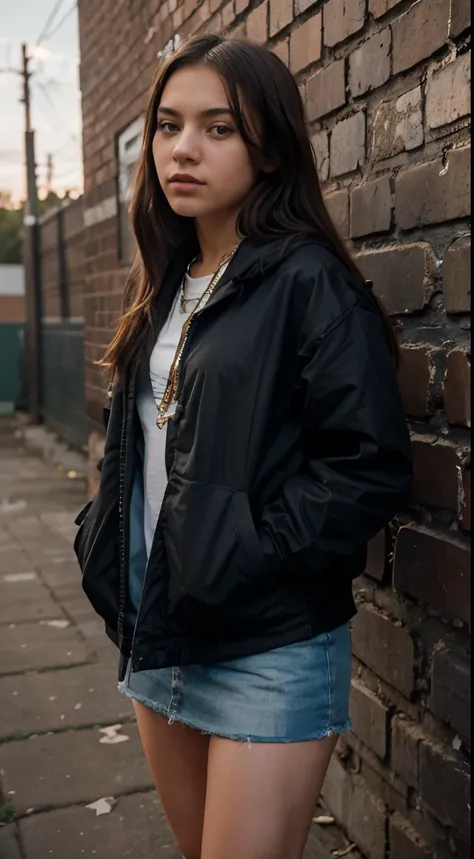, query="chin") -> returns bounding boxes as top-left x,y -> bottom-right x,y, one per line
166,197 -> 214,219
